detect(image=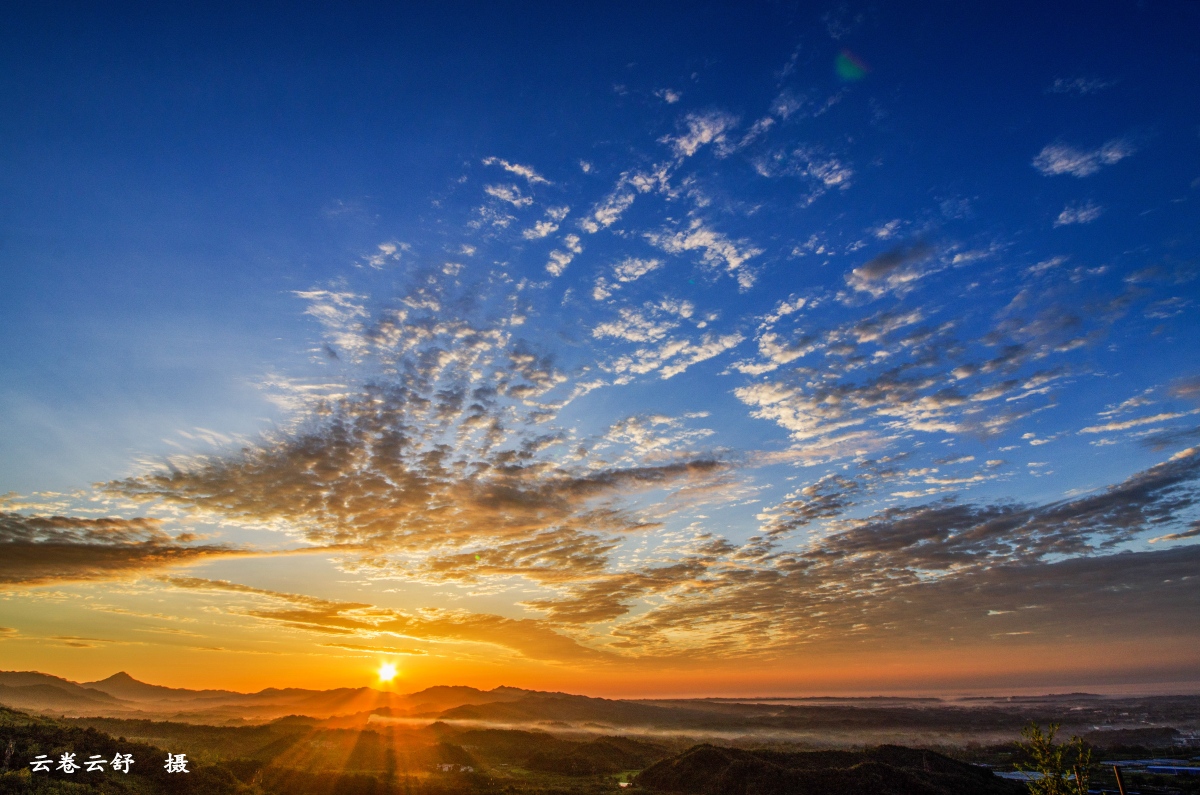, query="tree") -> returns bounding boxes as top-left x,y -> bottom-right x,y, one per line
1016,722 -> 1092,795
